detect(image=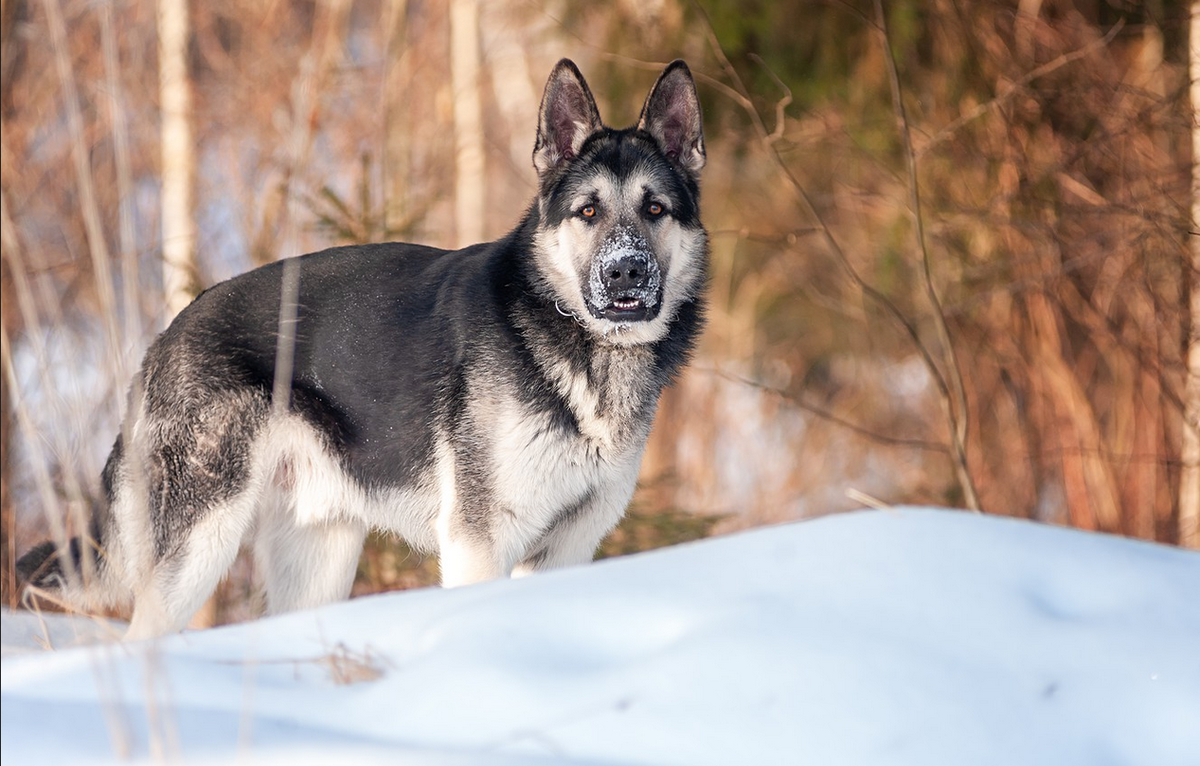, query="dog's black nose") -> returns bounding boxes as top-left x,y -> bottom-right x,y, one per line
603,255 -> 651,293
